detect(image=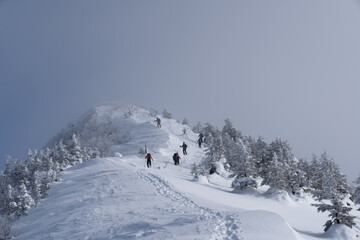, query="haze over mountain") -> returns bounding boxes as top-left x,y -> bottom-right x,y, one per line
1,0 -> 360,184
